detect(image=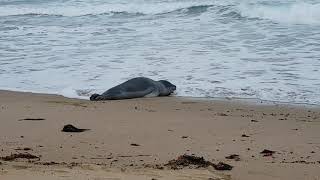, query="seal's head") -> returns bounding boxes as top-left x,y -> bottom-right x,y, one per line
158,80 -> 176,95
90,93 -> 101,101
